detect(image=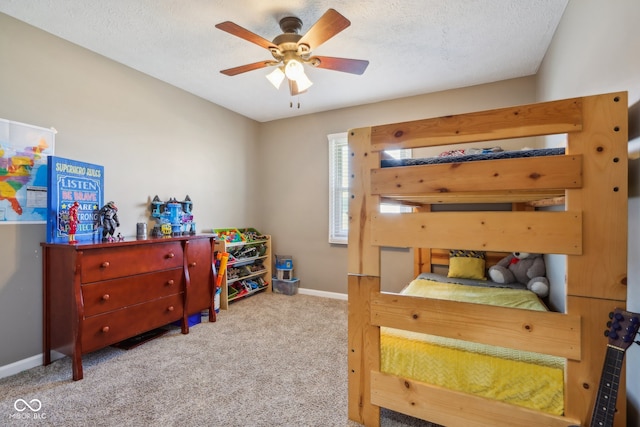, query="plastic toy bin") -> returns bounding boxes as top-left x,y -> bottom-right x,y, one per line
172,313 -> 201,328
272,278 -> 299,296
